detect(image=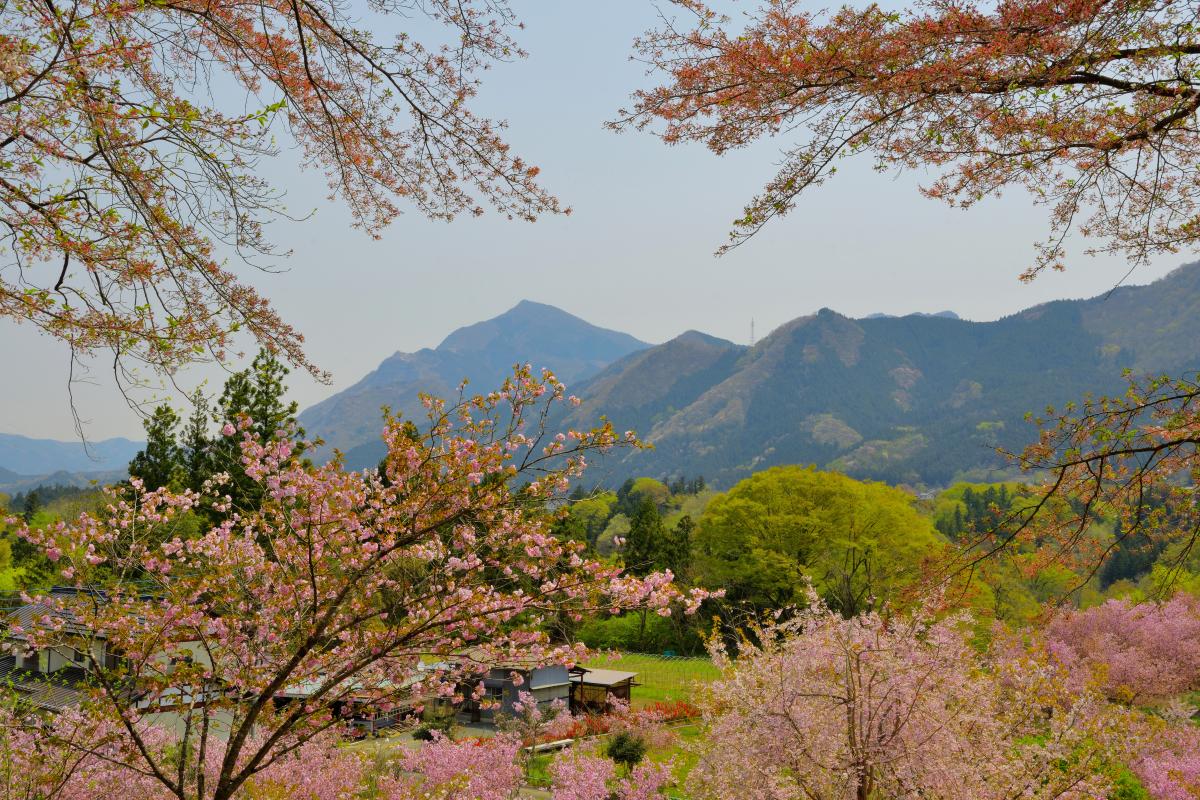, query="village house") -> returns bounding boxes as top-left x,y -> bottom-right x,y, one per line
4,590 -> 641,735
0,587 -> 402,732
0,587 -> 118,712
457,653 -> 640,723
462,660 -> 574,723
